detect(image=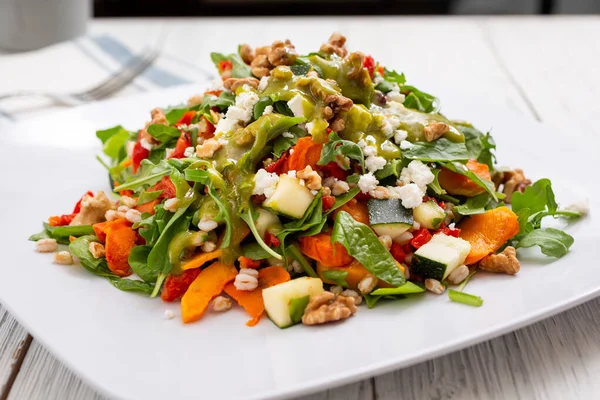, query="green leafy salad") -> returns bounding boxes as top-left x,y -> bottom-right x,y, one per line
29,33 -> 585,328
